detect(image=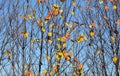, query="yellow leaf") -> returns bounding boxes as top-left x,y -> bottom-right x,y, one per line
77,37 -> 84,43
97,49 -> 101,55
63,43 -> 66,47
36,39 -> 41,43
56,55 -> 60,60
27,14 -> 32,19
42,70 -> 47,75
52,4 -> 60,11
72,1 -> 76,6
46,55 -> 50,60
71,10 -> 74,15
84,37 -> 88,41
48,39 -> 53,44
113,5 -> 117,10
57,44 -> 61,48
50,71 -> 53,76
103,16 -> 109,20
113,56 -> 118,63
8,55 -> 12,60
50,23 -> 54,29
57,38 -> 61,42
73,72 -> 77,76
48,32 -> 52,36
58,52 -> 63,58
41,27 -> 45,32
5,50 -> 10,54
59,9 -> 63,13
23,32 -> 29,38
60,37 -> 67,42
90,31 -> 95,36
